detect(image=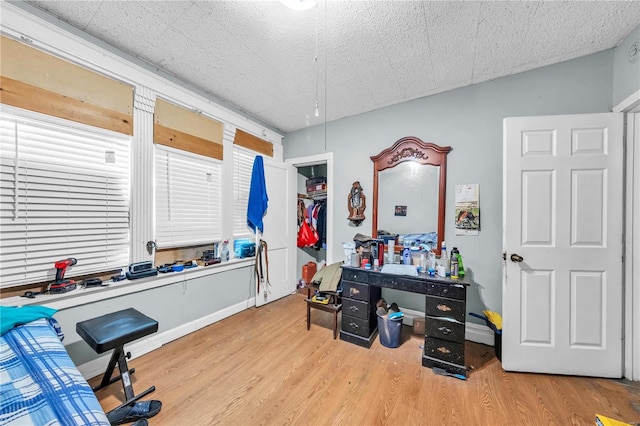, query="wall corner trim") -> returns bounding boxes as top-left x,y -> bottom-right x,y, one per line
614,89 -> 640,112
